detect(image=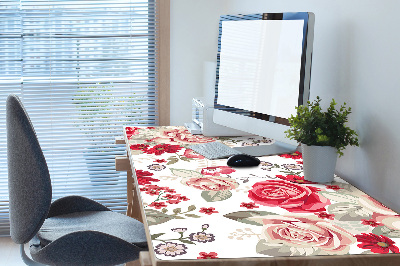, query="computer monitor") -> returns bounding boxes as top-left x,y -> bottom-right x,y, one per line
213,12 -> 315,156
